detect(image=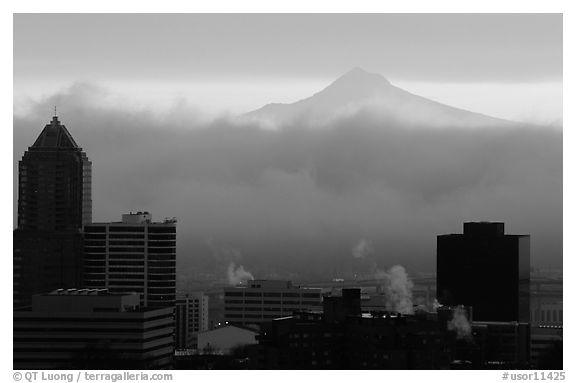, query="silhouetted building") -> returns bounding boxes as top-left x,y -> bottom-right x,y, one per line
14,115 -> 92,307
257,289 -> 530,369
13,289 -> 174,369
472,321 -> 531,369
83,212 -> 177,309
530,325 -> 562,369
223,280 -> 322,327
175,292 -> 209,350
437,222 -> 530,322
